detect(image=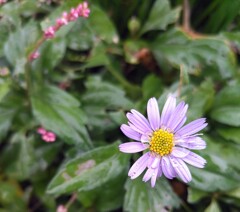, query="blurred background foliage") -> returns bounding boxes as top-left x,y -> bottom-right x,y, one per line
0,0 -> 240,211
